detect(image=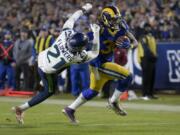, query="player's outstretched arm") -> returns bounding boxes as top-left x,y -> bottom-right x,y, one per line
86,24 -> 100,61
126,31 -> 138,48
63,3 -> 92,30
